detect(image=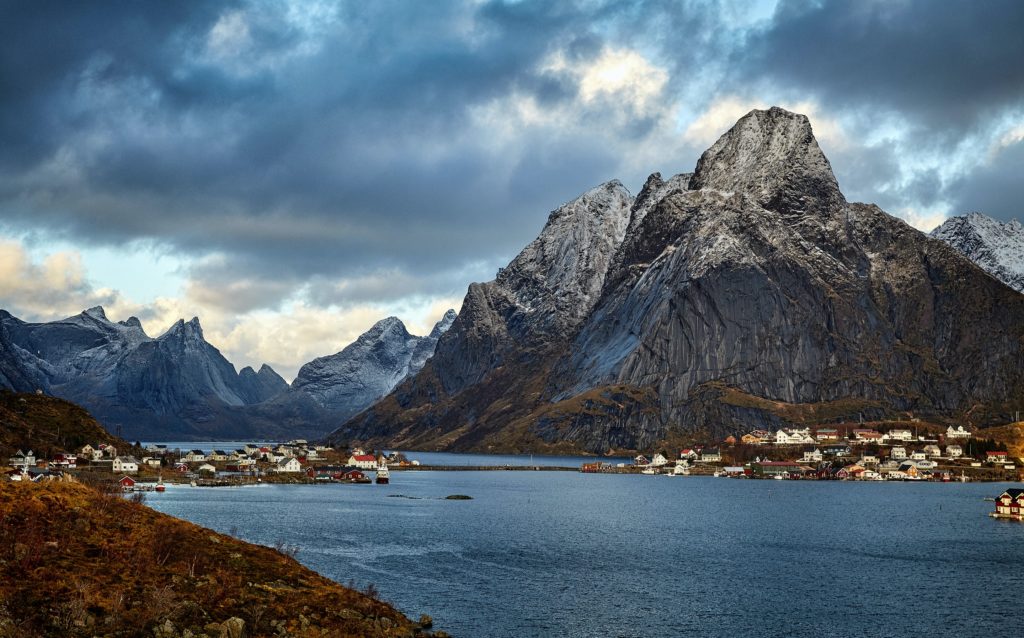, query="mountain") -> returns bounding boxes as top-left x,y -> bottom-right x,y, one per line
290,311 -> 457,422
930,212 -> 1024,293
0,305 -> 458,440
332,106 -> 1024,454
0,308 -> 293,440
